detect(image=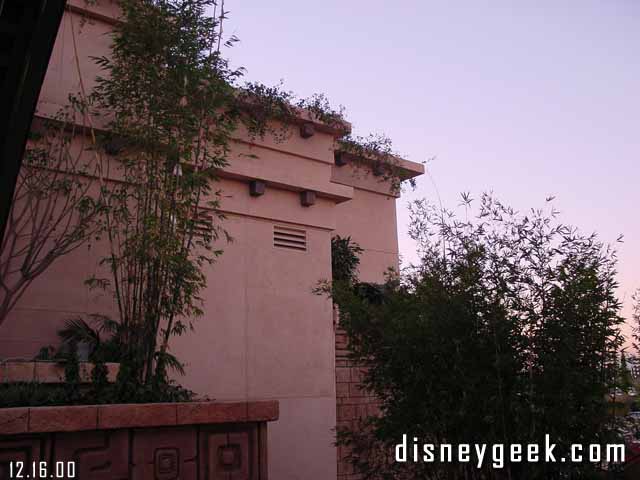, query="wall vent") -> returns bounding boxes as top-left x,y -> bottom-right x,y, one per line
192,212 -> 214,235
273,225 -> 307,252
